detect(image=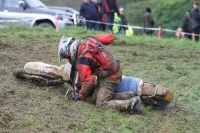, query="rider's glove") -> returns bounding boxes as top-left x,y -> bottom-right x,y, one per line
73,93 -> 79,101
